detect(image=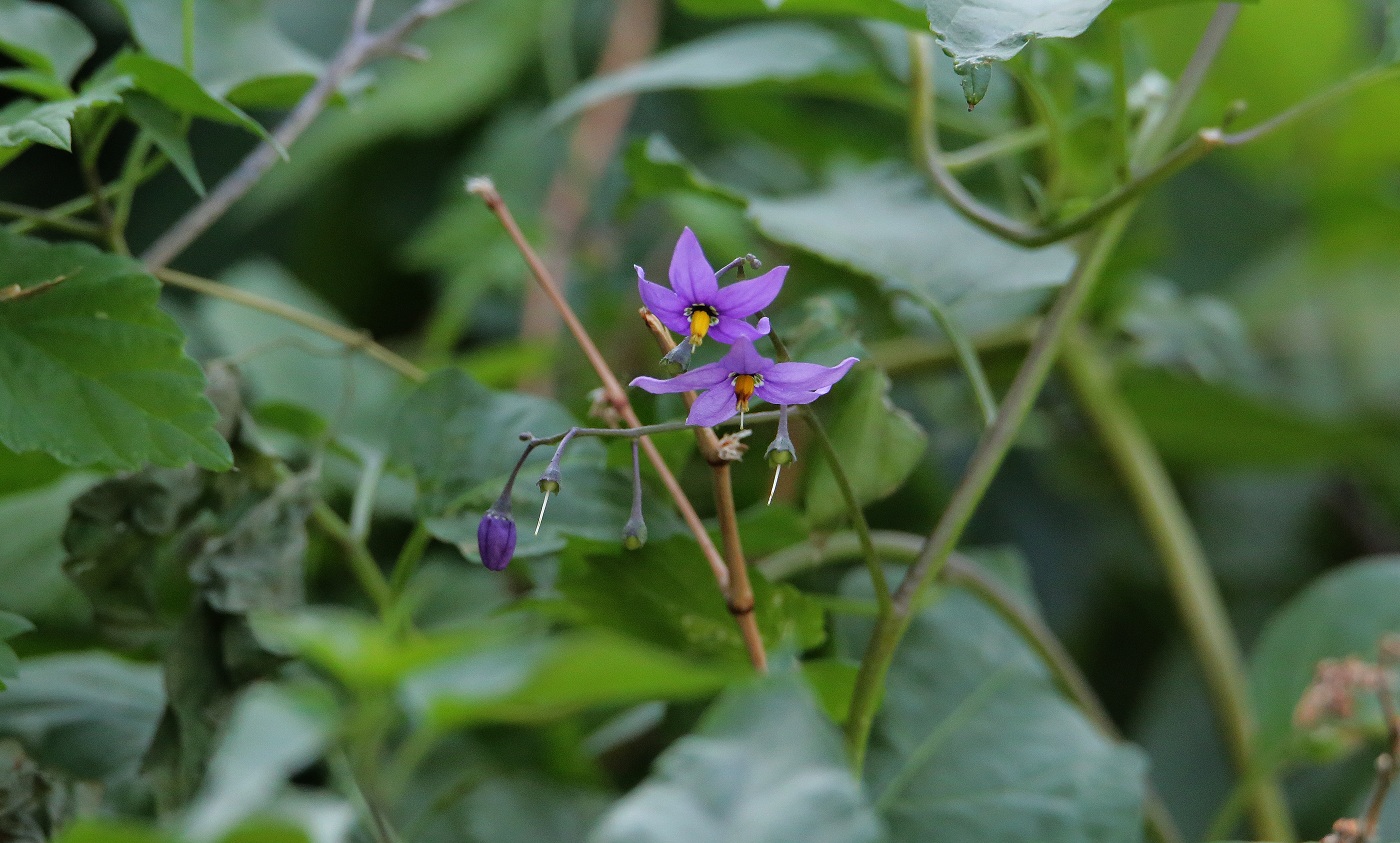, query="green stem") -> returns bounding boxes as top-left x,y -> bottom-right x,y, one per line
1108,15 -> 1132,182
181,0 -> 197,73
941,124 -> 1050,173
763,319 -> 891,612
1060,325 -> 1294,841
312,500 -> 394,617
6,155 -> 167,235
843,201 -> 1136,774
894,288 -> 998,426
1012,51 -> 1067,205
389,522 -> 432,598
0,201 -> 104,238
110,132 -> 155,256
